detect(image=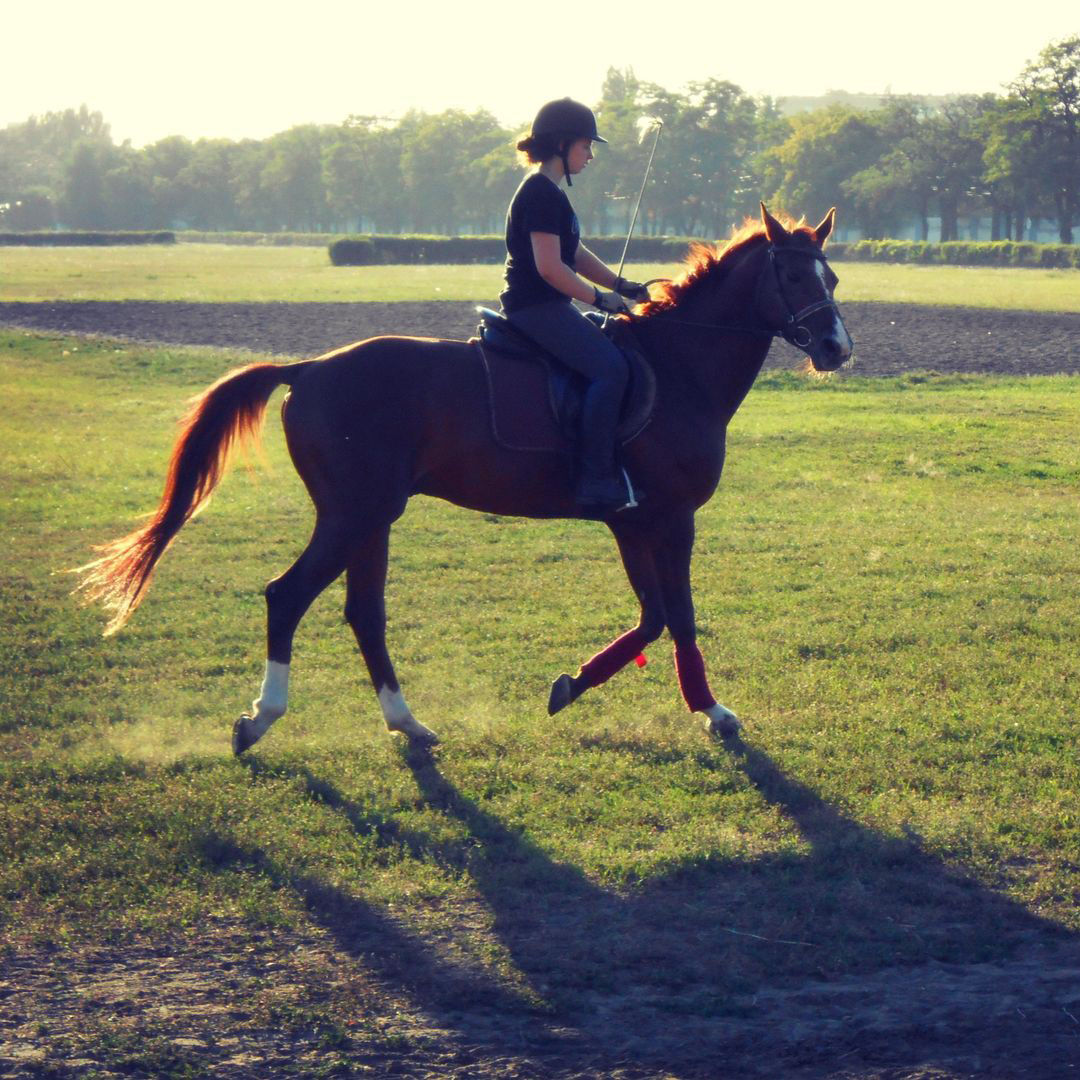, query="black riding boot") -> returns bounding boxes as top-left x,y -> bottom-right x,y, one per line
575,378 -> 629,510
